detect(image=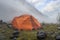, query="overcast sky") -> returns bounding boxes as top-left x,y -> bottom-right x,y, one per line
0,0 -> 60,23
26,0 -> 60,23
26,0 -> 60,17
